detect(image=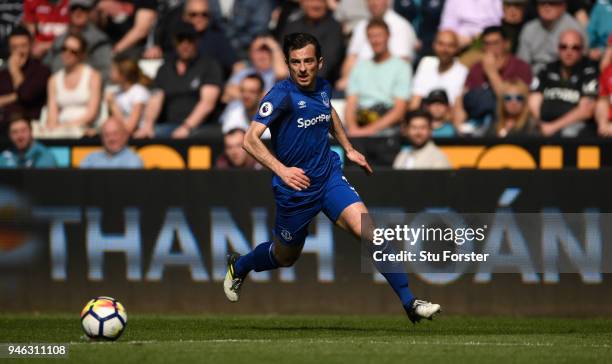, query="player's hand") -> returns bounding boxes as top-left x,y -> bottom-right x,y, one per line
280,166 -> 310,191
346,148 -> 373,175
